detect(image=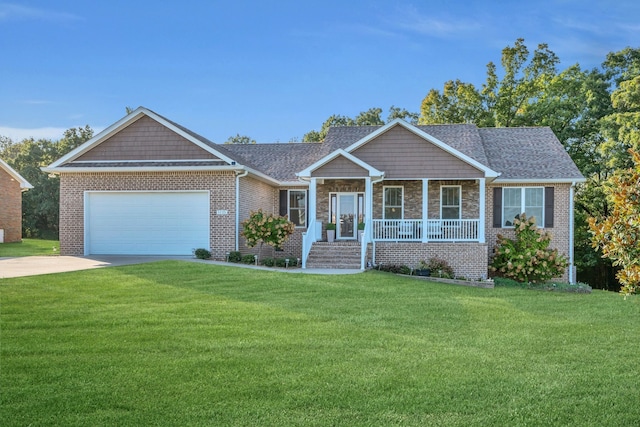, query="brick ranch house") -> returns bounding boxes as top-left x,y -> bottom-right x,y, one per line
44,107 -> 585,281
0,158 -> 33,243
